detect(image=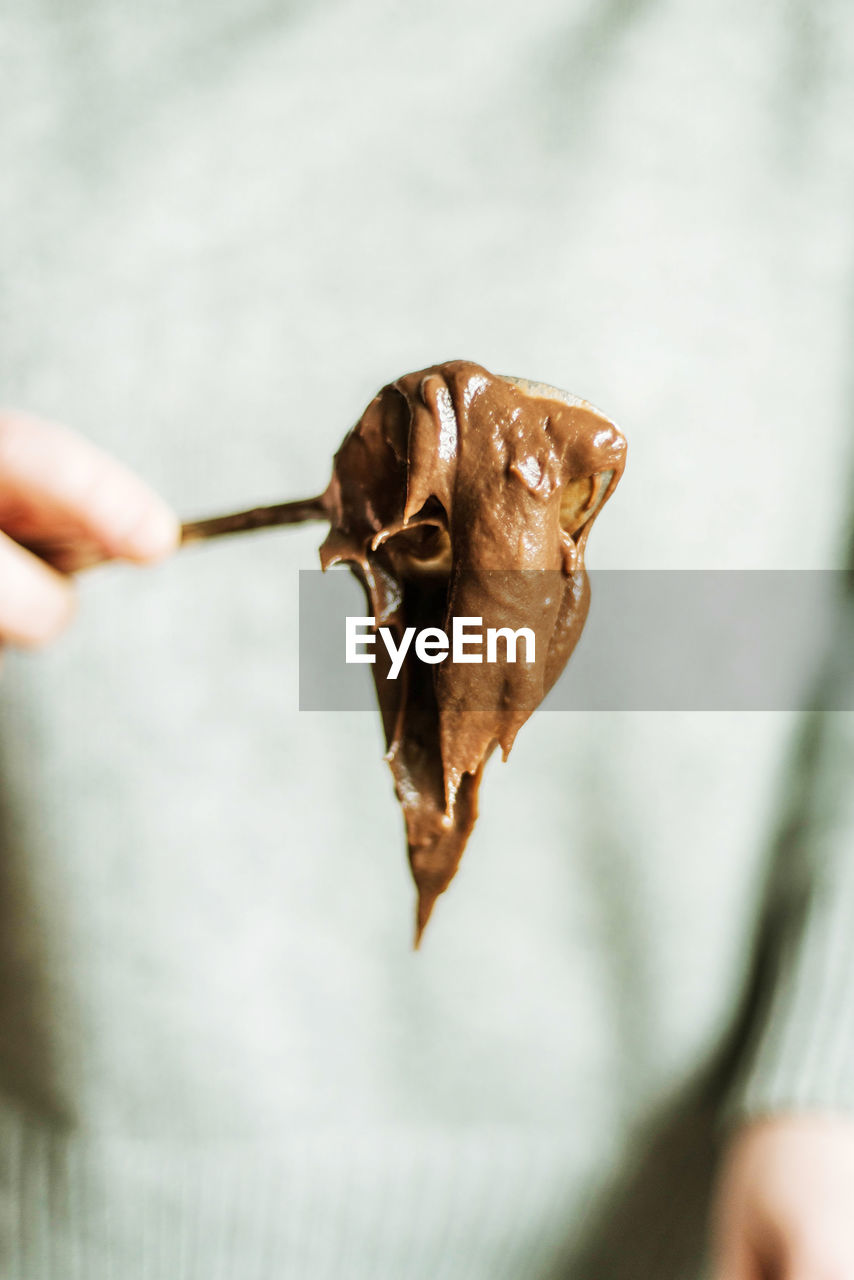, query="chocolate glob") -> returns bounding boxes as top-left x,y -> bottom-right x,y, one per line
181,360 -> 626,942
319,361 -> 626,943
